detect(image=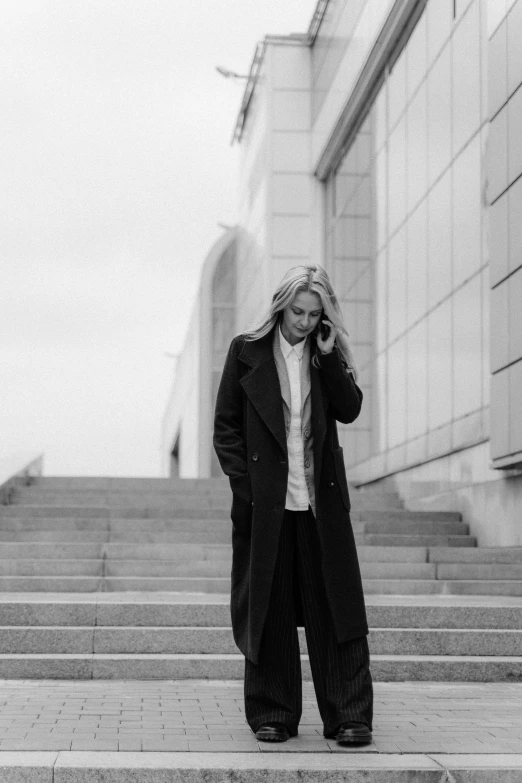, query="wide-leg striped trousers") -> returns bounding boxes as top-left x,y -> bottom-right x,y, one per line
244,509 -> 373,737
